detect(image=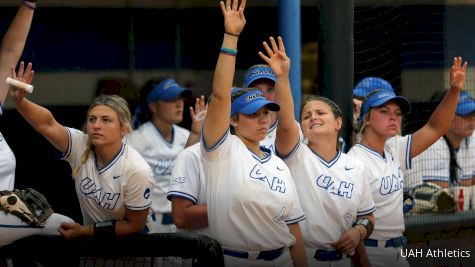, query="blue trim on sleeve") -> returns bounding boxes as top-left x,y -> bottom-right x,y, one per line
357,206 -> 376,216
422,176 -> 449,182
202,129 -> 229,152
60,127 -> 73,160
286,214 -> 306,225
126,203 -> 151,210
406,135 -> 413,170
277,137 -> 301,160
166,191 -> 198,204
